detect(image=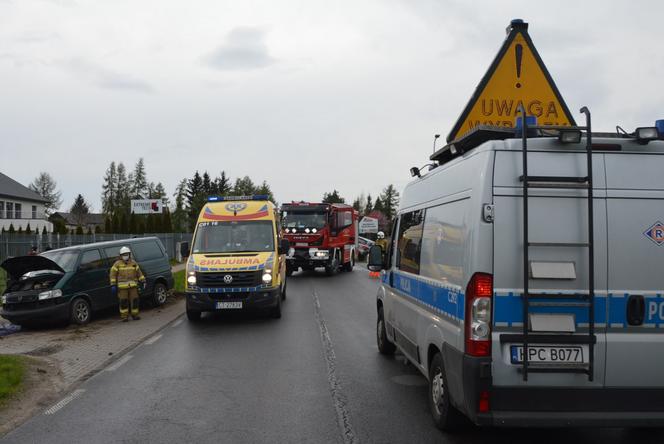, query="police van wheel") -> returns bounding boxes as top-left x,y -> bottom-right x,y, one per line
377,307 -> 396,355
70,297 -> 91,325
186,309 -> 201,322
429,352 -> 464,431
152,282 -> 168,307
